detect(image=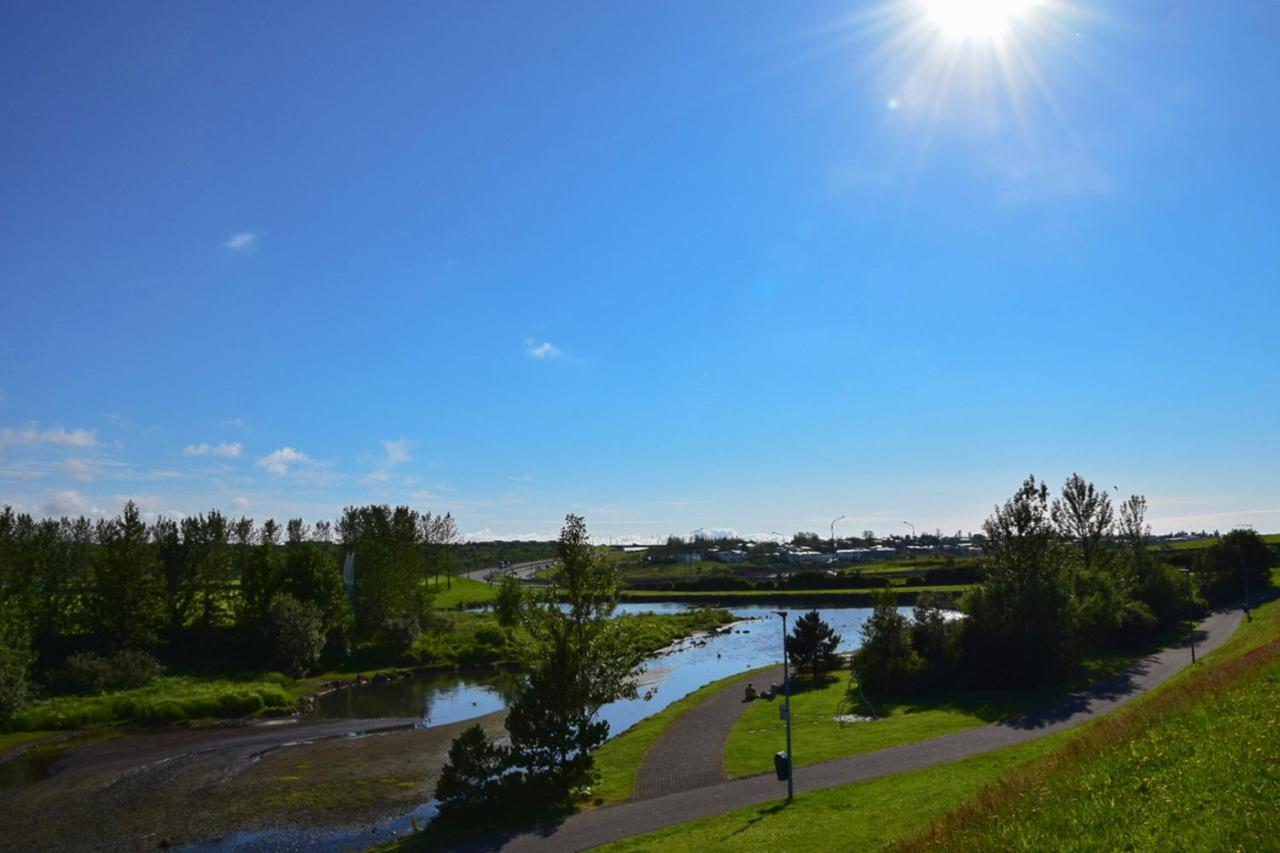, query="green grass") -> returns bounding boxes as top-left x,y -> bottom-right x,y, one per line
724,670 -> 1050,777
600,731 -> 1076,852
592,664 -> 777,805
0,730 -> 59,754
10,674 -> 294,730
430,576 -> 499,609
